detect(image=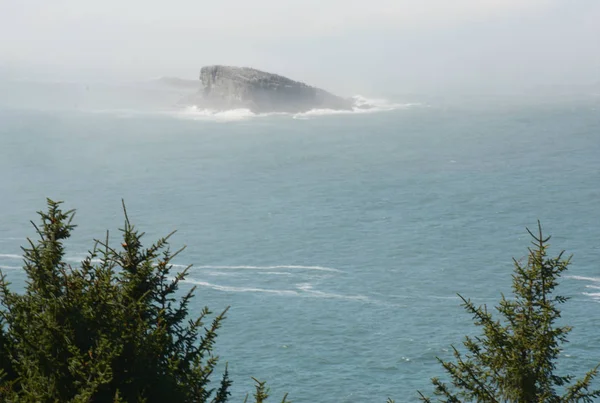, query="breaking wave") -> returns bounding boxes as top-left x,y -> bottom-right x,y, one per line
175,96 -> 420,122
175,107 -> 259,122
292,96 -> 419,120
